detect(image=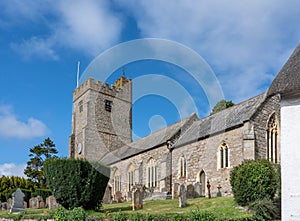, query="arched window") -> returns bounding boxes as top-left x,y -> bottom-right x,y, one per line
267,114 -> 280,163
127,164 -> 135,191
179,156 -> 187,178
218,142 -> 230,169
147,158 -> 157,188
113,169 -> 121,194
